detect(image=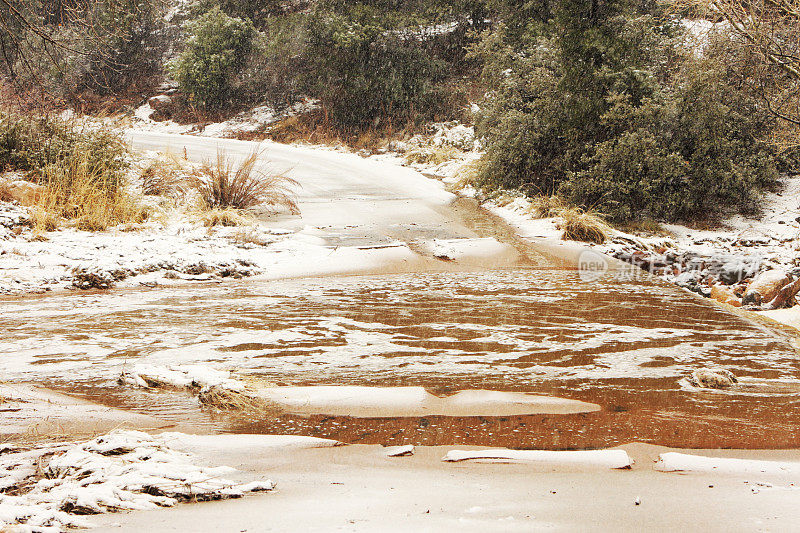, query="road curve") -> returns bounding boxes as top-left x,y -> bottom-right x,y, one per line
126,130 -> 537,271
